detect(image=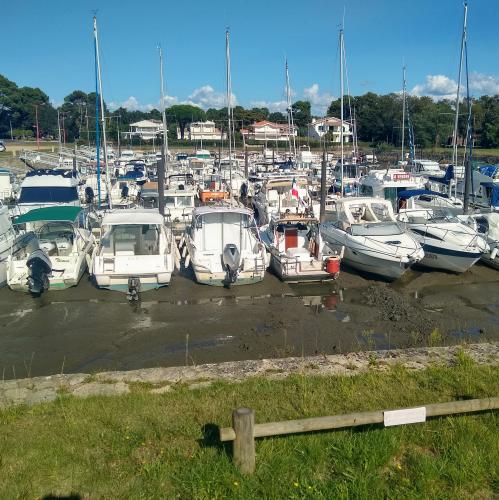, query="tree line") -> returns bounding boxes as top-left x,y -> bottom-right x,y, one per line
1,73 -> 498,149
